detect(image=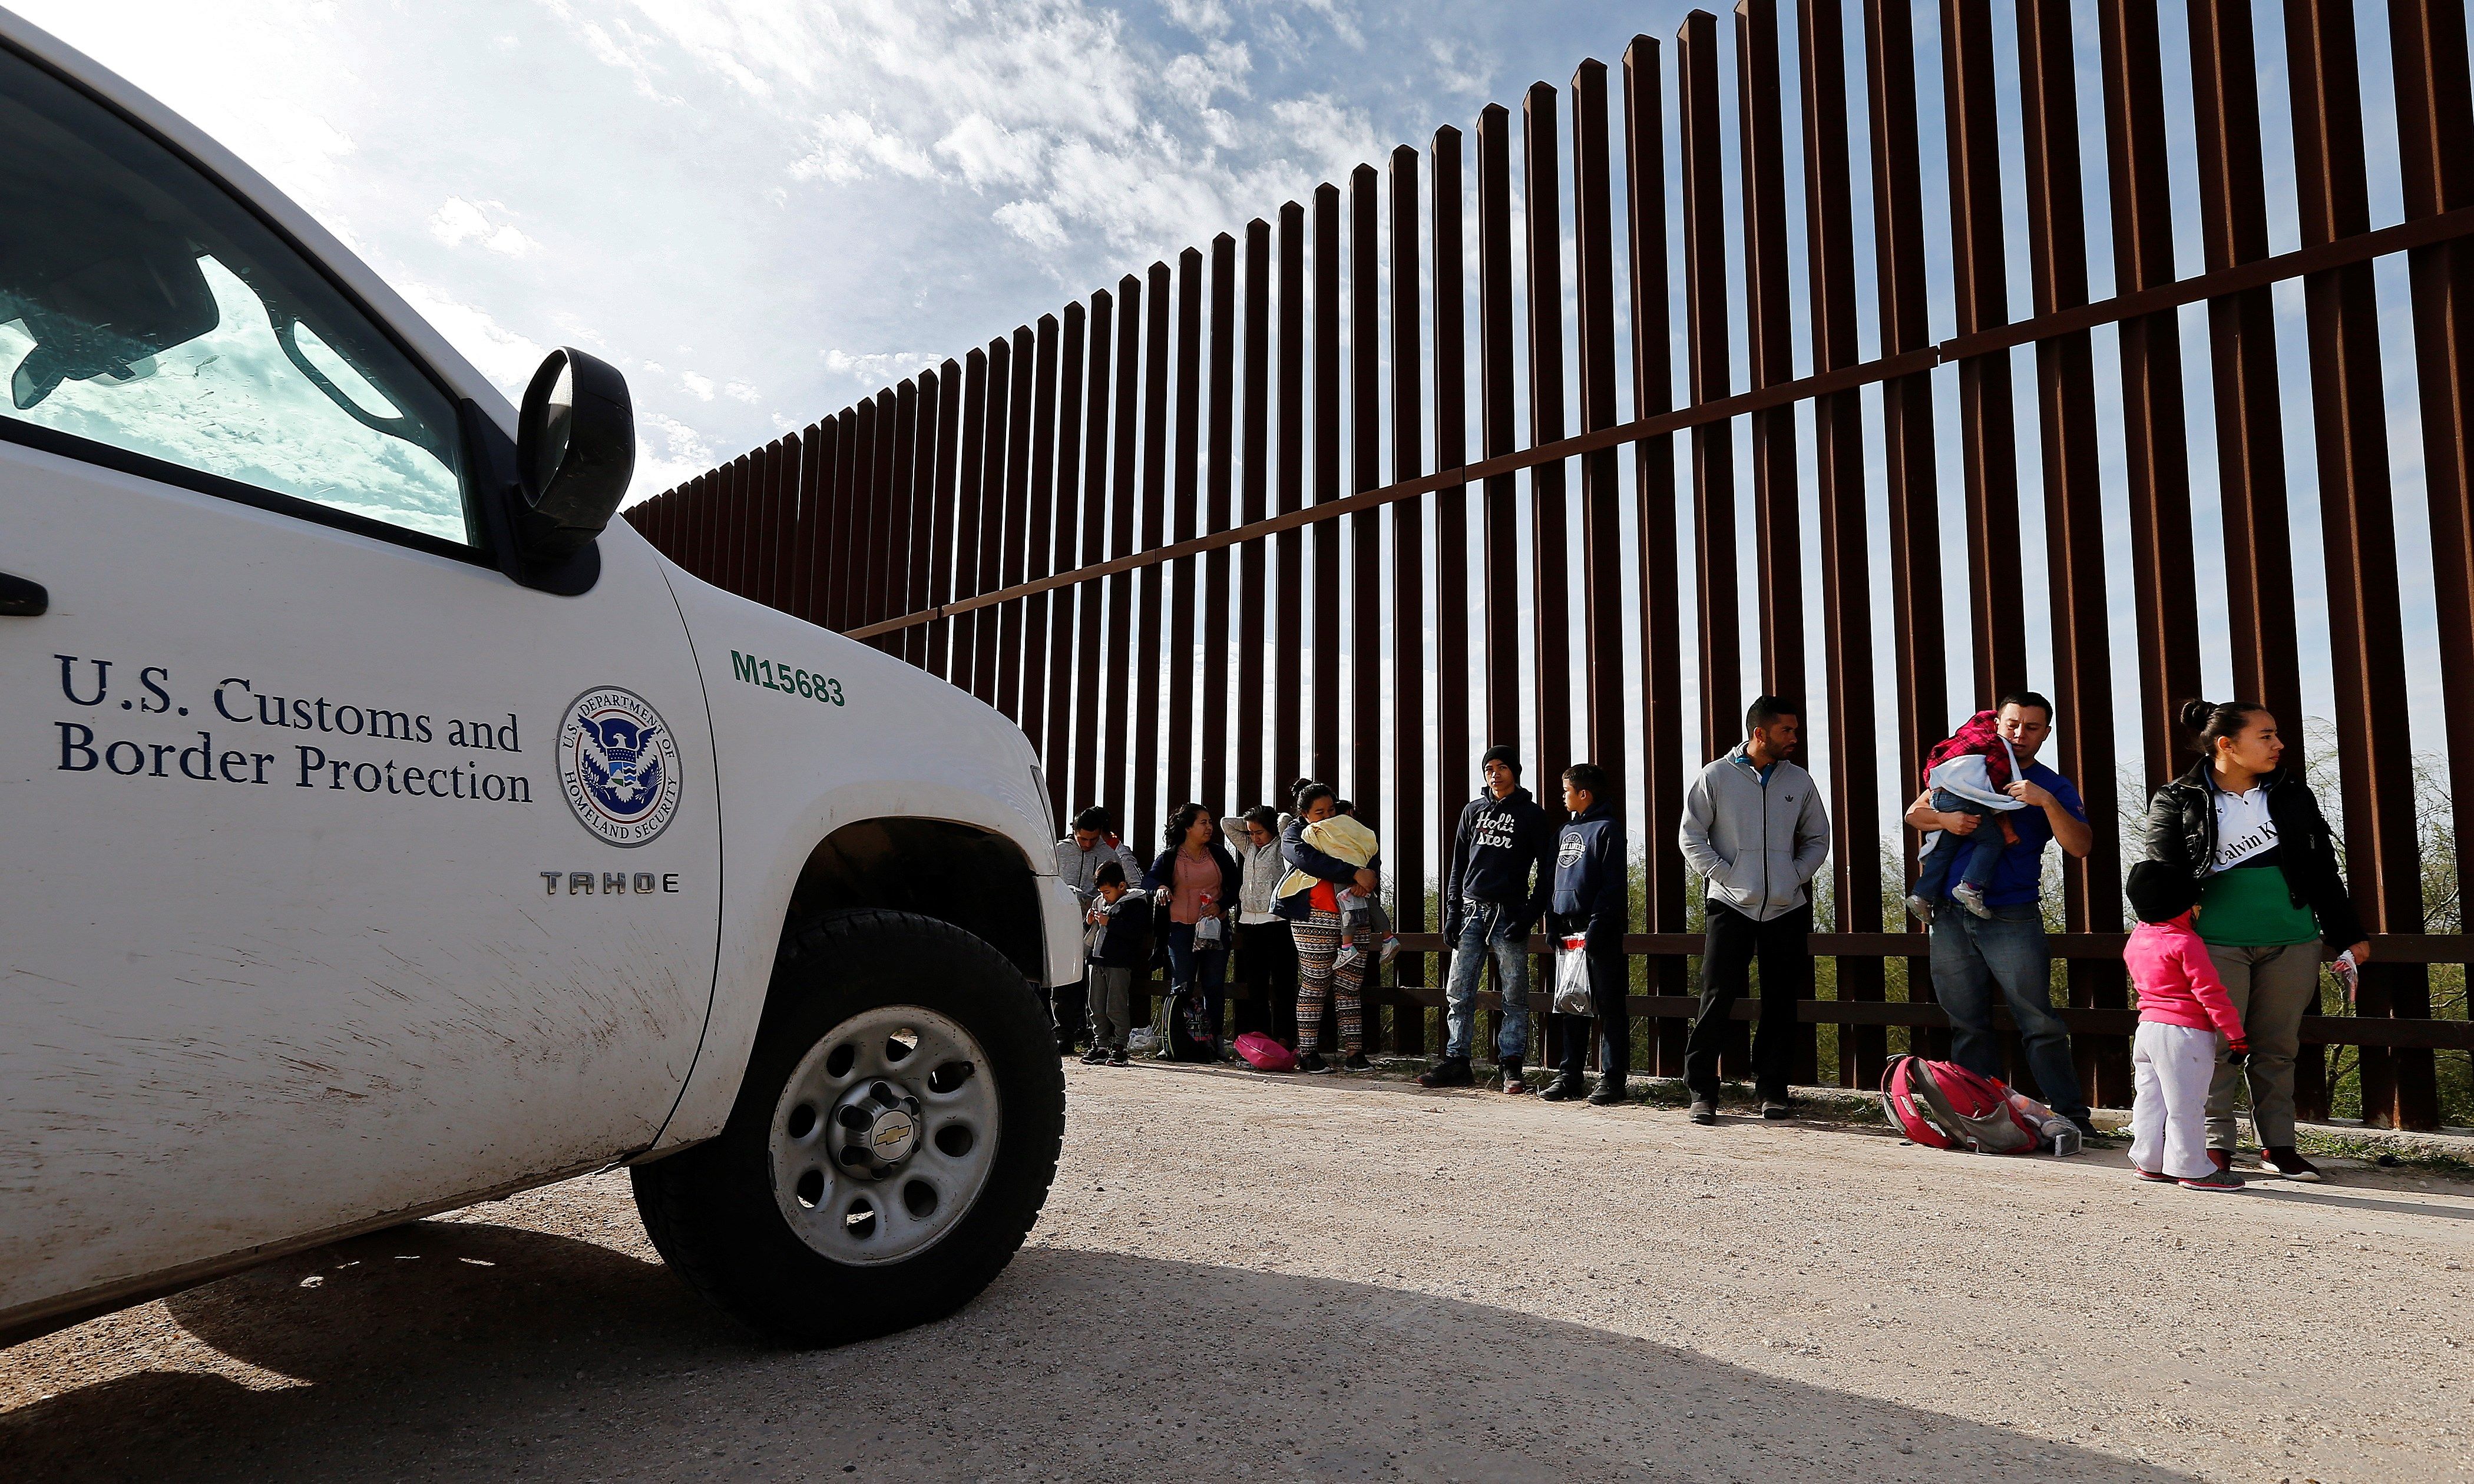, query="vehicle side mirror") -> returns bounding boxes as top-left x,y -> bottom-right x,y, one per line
514,347 -> 633,561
